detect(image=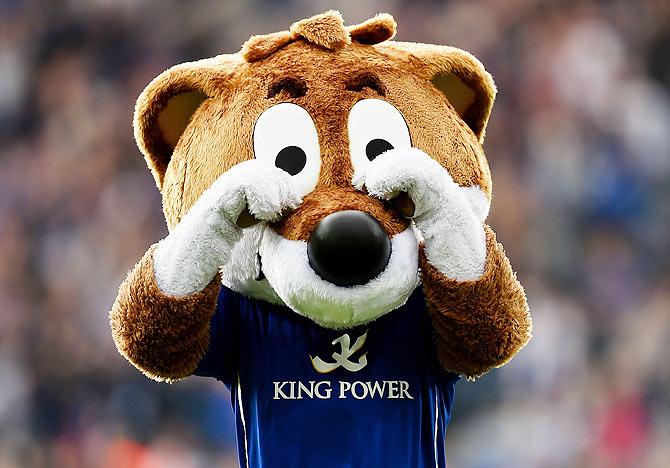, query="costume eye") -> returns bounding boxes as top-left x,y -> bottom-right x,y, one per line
254,103 -> 320,195
365,138 -> 394,161
348,99 -> 411,174
275,145 -> 307,175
